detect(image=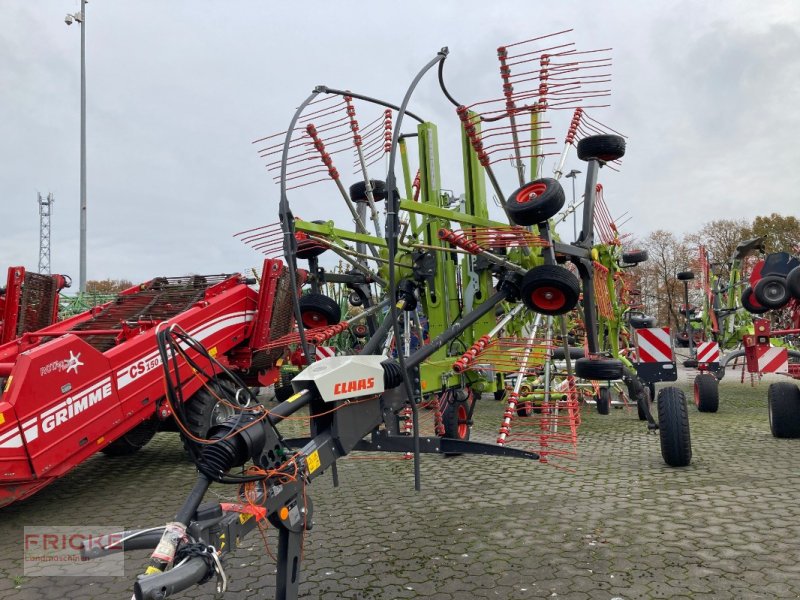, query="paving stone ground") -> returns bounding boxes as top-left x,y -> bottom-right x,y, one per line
1,376 -> 799,599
